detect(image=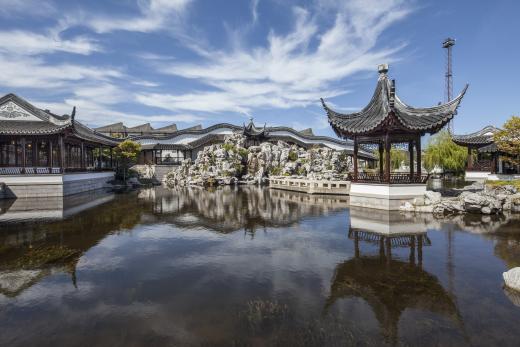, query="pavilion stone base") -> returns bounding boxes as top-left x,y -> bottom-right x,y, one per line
465,171 -> 492,182
0,172 -> 114,199
349,182 -> 427,211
